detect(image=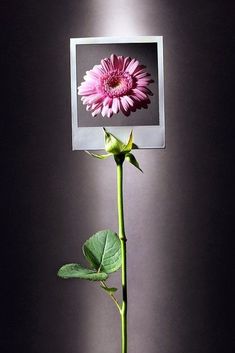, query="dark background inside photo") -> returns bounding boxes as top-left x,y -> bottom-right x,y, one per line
76,42 -> 159,127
